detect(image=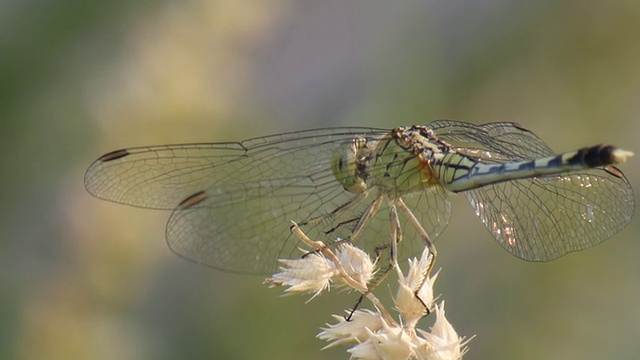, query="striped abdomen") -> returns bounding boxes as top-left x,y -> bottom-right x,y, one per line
434,144 -> 633,193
